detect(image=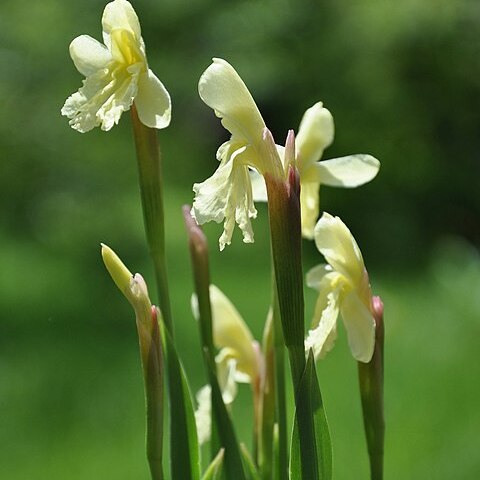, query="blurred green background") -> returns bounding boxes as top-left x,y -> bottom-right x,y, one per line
1,0 -> 479,478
